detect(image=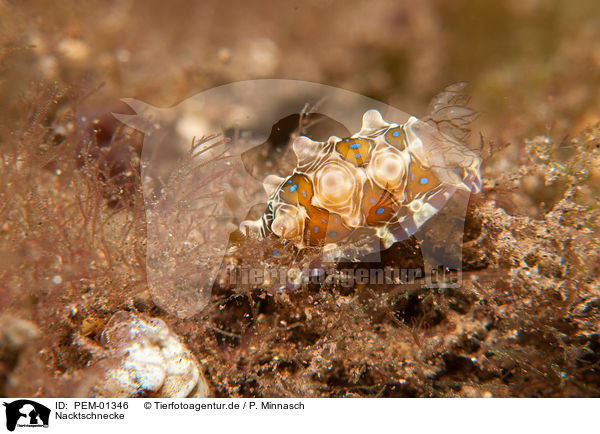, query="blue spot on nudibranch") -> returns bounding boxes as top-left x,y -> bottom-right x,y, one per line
314,226 -> 319,233
290,184 -> 298,192
302,190 -> 307,197
345,138 -> 350,142
329,232 -> 338,237
349,143 -> 360,149
392,131 -> 400,137
419,177 -> 429,185
287,179 -> 293,183
321,218 -> 327,224
273,250 -> 279,255
376,207 -> 385,214
354,153 -> 362,159
370,198 -> 376,204
411,173 -> 415,181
